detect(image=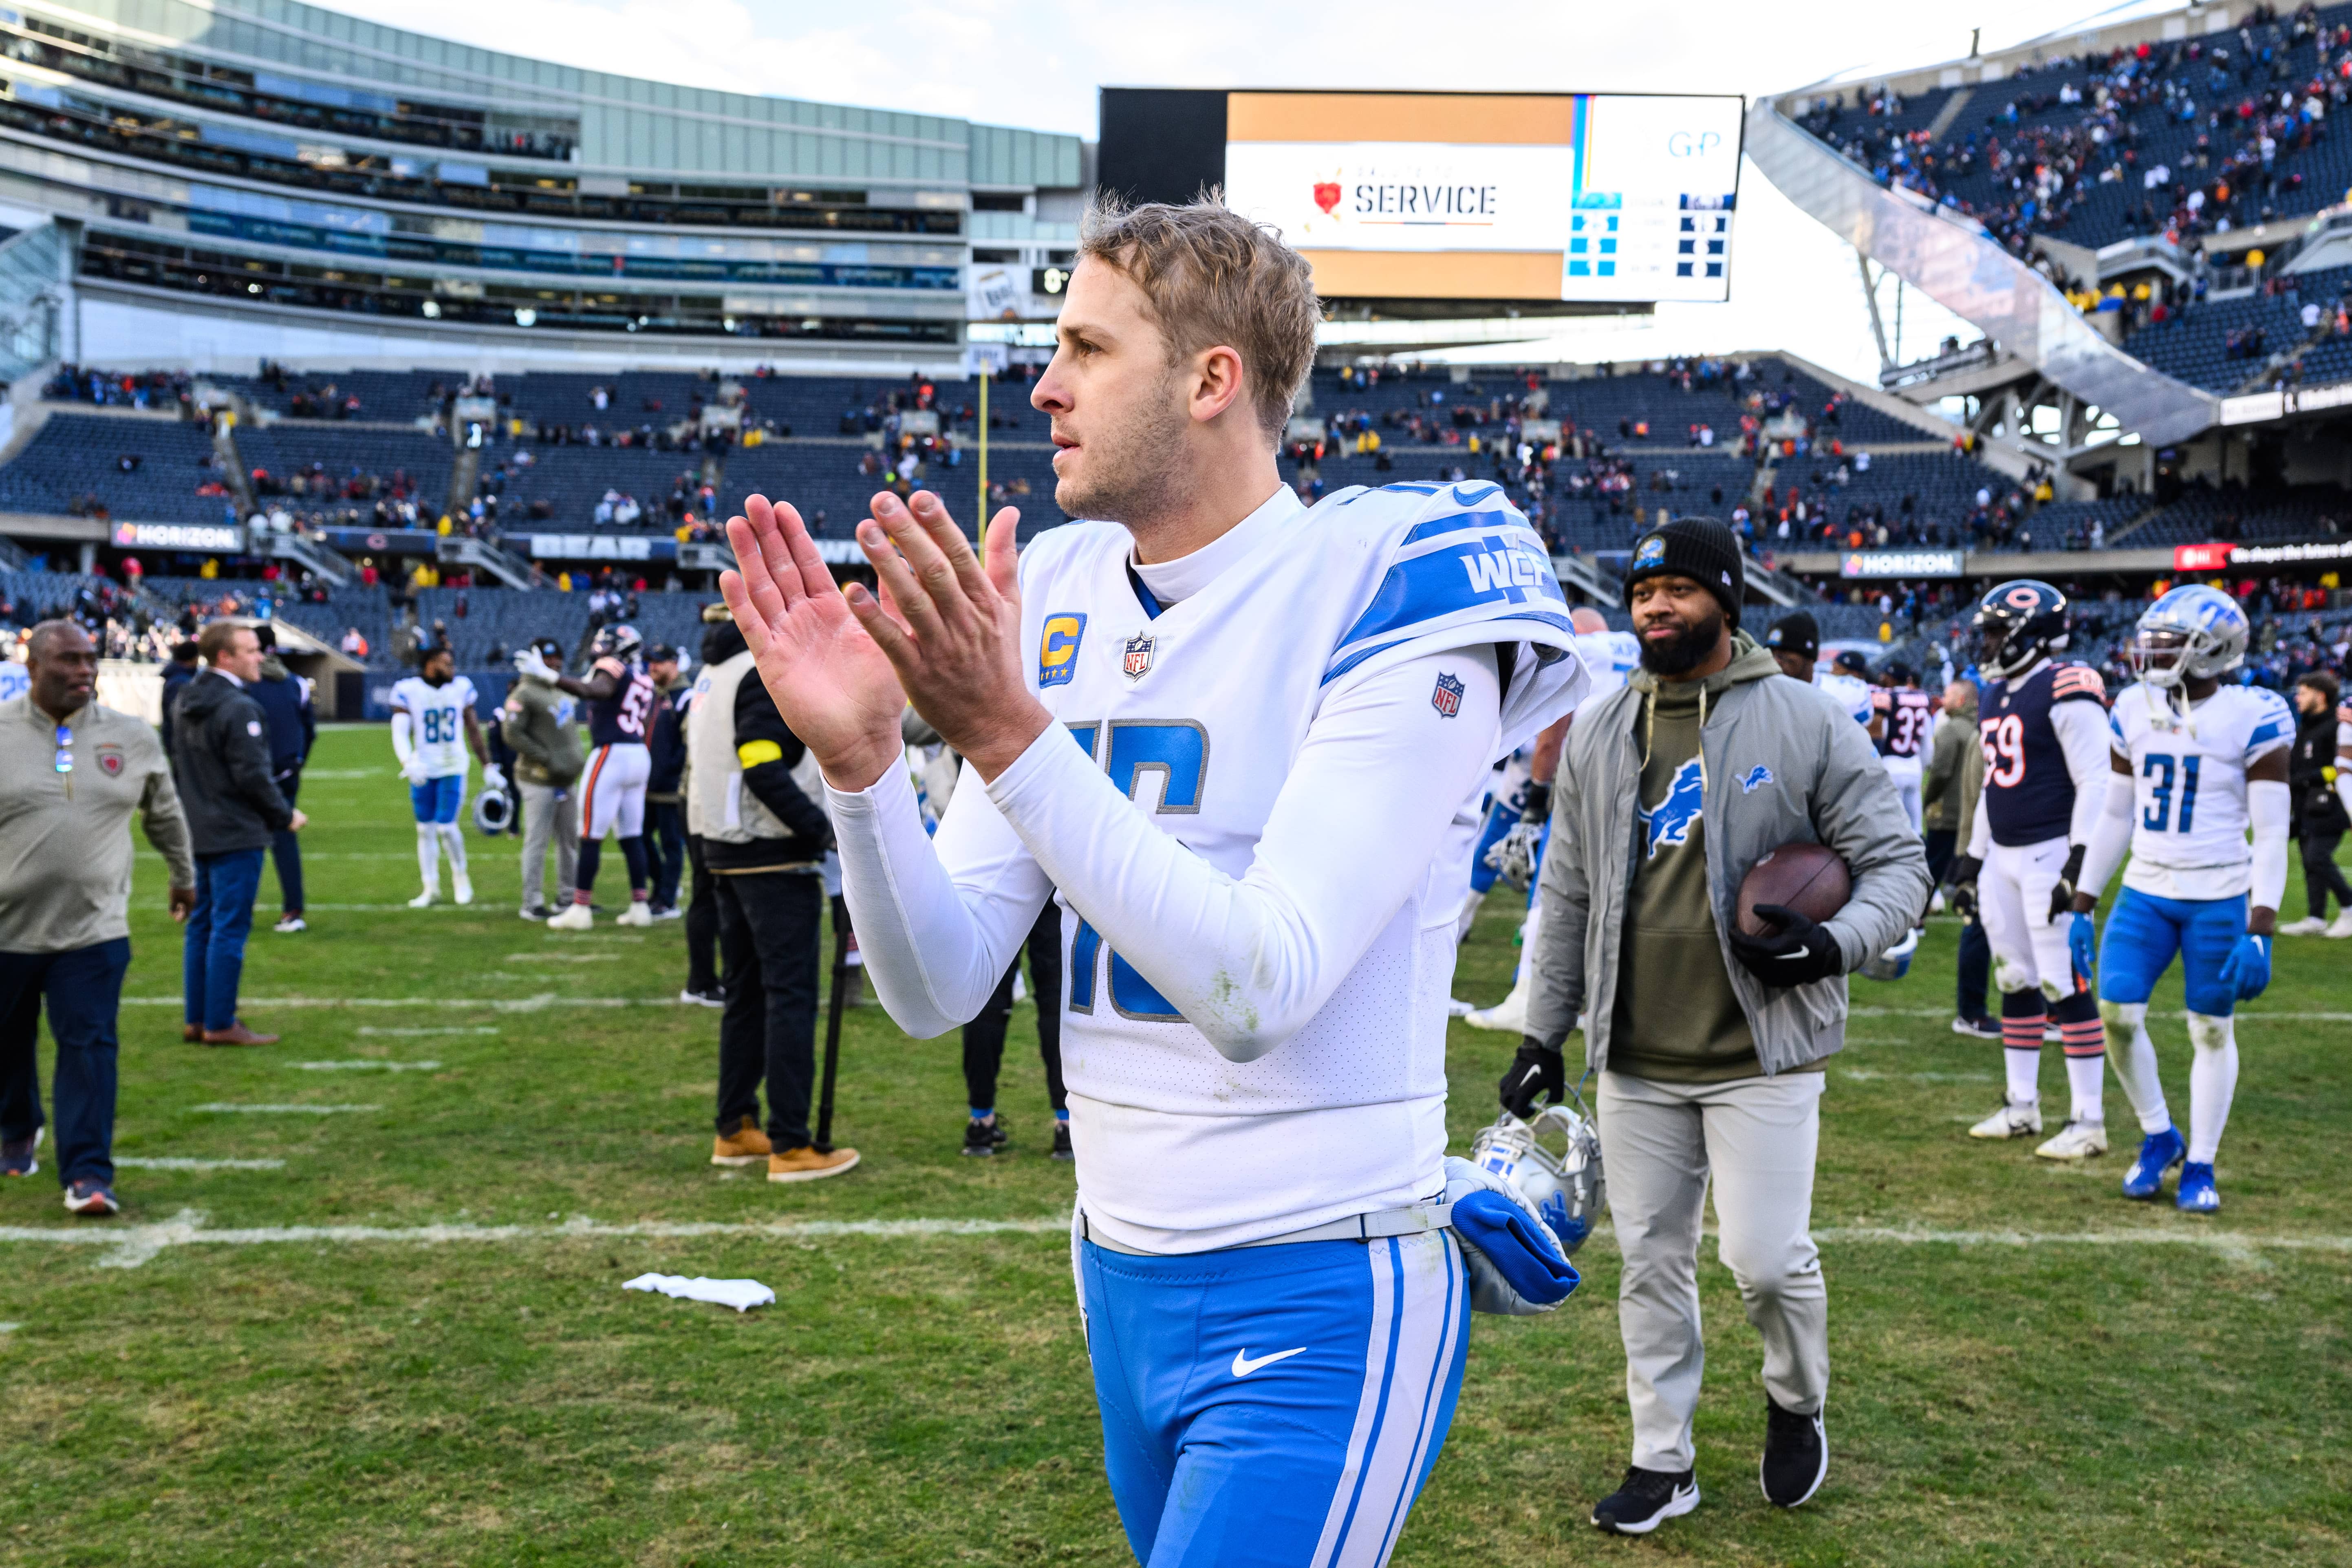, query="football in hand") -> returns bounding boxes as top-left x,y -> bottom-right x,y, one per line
1736,841 -> 1852,936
